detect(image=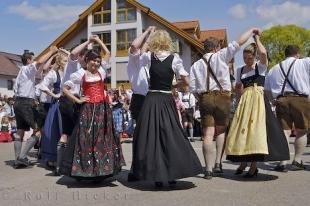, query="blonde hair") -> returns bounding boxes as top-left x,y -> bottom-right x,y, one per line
148,30 -> 173,53
243,43 -> 257,56
52,51 -> 68,71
